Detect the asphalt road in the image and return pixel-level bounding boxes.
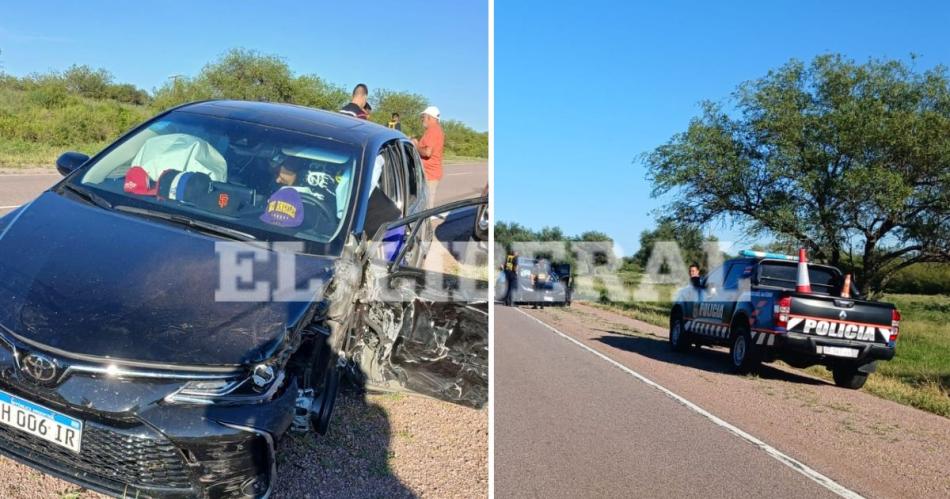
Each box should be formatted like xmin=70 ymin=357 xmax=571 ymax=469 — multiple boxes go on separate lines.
xmin=494 ymin=305 xmax=836 ymax=498
xmin=496 ymin=303 xmax=950 ymax=499
xmin=0 ymin=160 xmax=486 ymax=217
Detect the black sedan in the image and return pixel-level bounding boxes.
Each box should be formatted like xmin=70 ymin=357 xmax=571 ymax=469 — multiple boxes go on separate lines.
xmin=0 ymin=100 xmax=487 ymax=498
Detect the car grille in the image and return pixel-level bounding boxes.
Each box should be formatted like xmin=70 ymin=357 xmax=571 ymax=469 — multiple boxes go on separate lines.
xmin=0 ymin=419 xmax=192 ymax=489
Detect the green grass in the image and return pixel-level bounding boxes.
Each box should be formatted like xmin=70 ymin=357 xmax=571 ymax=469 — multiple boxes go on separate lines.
xmin=596 ymin=293 xmax=950 ymax=418
xmin=444 ymin=154 xmax=487 ymax=163
xmin=0 ymin=137 xmax=105 ymax=168
xmin=595 ymin=300 xmax=671 ymax=328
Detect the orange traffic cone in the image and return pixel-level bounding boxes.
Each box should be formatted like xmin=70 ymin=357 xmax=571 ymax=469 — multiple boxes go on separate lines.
xmin=841 ymin=274 xmax=852 ymax=298
xmin=796 ymin=248 xmax=812 ymax=293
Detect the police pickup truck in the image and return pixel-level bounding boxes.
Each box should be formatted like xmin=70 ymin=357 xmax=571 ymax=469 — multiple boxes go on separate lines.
xmin=669 ymin=250 xmax=900 ymax=389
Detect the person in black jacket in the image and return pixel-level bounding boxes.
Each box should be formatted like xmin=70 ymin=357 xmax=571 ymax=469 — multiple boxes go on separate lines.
xmin=340 ymin=84 xmax=370 ymax=119
xmin=504 ymin=251 xmax=519 ymax=306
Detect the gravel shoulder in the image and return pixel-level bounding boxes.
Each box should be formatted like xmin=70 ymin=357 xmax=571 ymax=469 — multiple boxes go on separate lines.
xmin=521 ymin=302 xmax=950 ymax=499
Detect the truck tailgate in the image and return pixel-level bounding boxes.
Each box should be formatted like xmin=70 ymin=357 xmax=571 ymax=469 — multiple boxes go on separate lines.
xmin=786 ymin=294 xmax=896 ymax=345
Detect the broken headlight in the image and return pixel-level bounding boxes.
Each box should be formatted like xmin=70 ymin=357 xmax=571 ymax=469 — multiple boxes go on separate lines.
xmin=165 ymin=364 xmax=285 ymax=405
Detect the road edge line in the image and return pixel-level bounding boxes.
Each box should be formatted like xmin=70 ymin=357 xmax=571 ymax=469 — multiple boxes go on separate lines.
xmin=514 ymin=308 xmax=865 ymax=499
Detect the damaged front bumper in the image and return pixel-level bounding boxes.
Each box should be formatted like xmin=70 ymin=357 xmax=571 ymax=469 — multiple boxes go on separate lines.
xmin=0 ymin=334 xmax=298 ymax=499
xmin=0 ymin=378 xmax=296 ymax=498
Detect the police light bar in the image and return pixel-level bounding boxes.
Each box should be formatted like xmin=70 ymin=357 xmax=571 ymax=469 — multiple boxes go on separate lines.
xmin=738 ymin=250 xmax=798 ymax=261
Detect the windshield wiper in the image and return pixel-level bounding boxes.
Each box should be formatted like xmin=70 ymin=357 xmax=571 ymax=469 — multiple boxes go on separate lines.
xmin=61 ymin=183 xmax=112 ymax=210
xmin=115 ymin=206 xmax=257 ymax=241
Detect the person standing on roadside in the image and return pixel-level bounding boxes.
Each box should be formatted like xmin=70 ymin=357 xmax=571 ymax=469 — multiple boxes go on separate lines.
xmin=504 ymin=250 xmax=520 ymax=306
xmin=388 ymin=112 xmax=402 ymax=131
xmin=689 ymin=262 xmax=704 ymax=289
xmin=340 ymin=84 xmax=370 ymax=119
xmin=412 ymin=106 xmax=444 ymax=208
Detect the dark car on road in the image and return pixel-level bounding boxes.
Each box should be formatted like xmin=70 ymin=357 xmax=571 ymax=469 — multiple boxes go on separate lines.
xmin=0 ymin=101 xmax=488 ymax=498
xmin=495 ymin=258 xmax=571 ymax=307
xmin=669 ymin=250 xmax=899 ymax=389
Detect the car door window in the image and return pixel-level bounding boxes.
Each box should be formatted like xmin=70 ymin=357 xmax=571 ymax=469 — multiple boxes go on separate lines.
xmin=724 ymin=263 xmax=747 ymax=290
xmin=703 ymin=265 xmax=726 ymax=298
xmin=378 ymin=142 xmax=406 ymax=214
xmin=401 ymin=141 xmax=421 ymax=207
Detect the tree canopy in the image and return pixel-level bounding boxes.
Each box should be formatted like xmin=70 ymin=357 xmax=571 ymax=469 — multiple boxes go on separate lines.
xmin=633 ymin=219 xmax=718 ymax=271
xmin=643 ymin=54 xmax=950 ymax=294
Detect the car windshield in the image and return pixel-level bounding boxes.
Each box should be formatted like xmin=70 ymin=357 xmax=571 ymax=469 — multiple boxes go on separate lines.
xmin=74 ymin=111 xmax=360 ymax=247
xmin=758 ymin=261 xmax=839 ymax=295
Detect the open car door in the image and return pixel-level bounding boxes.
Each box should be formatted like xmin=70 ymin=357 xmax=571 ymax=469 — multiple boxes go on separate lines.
xmin=347 ymin=196 xmax=489 ymax=408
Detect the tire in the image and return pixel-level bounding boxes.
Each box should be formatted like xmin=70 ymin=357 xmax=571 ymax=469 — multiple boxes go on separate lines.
xmin=729 ymin=324 xmax=761 ymax=374
xmin=311 ymin=363 xmax=341 ymax=435
xmin=832 ymin=366 xmax=868 ymax=389
xmin=669 ymin=315 xmax=691 ymax=352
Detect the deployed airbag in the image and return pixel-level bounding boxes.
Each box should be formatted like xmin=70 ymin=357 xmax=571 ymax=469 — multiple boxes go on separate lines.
xmin=132 ymin=133 xmax=228 ymax=182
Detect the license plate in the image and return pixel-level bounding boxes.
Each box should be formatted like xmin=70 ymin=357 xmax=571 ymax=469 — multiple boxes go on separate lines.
xmin=0 ymin=390 xmax=82 ymax=452
xmin=817 ymin=346 xmax=859 ymax=358
xmin=543 ymin=296 xmax=554 ymax=302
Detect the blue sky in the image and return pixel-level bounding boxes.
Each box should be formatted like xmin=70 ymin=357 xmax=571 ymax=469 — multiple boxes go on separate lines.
xmin=496 ymin=0 xmax=950 ymax=255
xmin=0 ymin=0 xmax=488 ymax=131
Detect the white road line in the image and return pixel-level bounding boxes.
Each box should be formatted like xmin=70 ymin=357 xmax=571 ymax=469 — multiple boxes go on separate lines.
xmin=514 ymin=308 xmax=865 ymax=499
xmin=0 ymin=205 xmax=21 ymax=210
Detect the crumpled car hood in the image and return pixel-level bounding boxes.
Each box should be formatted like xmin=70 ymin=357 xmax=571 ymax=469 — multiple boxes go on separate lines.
xmin=0 ymin=192 xmax=335 ymax=367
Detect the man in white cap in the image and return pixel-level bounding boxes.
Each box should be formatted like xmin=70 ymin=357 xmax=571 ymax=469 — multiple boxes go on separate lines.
xmin=413 ymin=105 xmax=444 ymax=208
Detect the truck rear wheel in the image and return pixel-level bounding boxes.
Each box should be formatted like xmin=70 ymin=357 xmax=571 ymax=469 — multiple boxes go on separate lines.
xmin=669 ymin=315 xmax=691 ymax=352
xmin=832 ymin=366 xmax=869 ymax=389
xmin=730 ymin=325 xmax=761 ymax=374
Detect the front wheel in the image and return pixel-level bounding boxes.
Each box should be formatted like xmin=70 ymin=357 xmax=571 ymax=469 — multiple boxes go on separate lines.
xmin=311 ymin=363 xmax=341 ymax=435
xmin=730 ymin=326 xmax=761 ymax=374
xmin=669 ymin=315 xmax=691 ymax=352
xmin=832 ymin=366 xmax=868 ymax=389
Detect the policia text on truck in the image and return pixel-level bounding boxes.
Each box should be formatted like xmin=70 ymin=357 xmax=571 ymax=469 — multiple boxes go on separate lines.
xmin=669 ymin=249 xmax=901 ymax=389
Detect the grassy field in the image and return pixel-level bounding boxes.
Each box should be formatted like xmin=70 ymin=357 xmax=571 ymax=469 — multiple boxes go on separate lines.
xmin=0 ymin=138 xmax=106 ymax=168
xmin=0 ymin=81 xmax=487 ymax=169
xmin=595 ymin=293 xmax=950 ymax=418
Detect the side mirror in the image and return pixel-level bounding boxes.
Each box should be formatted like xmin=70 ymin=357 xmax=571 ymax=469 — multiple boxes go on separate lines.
xmin=56 ymin=151 xmax=90 ymax=177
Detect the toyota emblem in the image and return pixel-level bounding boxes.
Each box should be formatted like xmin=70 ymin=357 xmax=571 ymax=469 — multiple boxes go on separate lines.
xmin=20 ymin=353 xmax=58 ymax=384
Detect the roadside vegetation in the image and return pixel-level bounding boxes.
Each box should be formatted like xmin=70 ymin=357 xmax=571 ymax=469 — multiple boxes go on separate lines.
xmin=0 ymin=49 xmax=487 ymax=168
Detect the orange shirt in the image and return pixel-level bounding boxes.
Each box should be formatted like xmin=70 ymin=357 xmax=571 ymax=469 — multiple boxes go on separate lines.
xmin=419 ymin=122 xmax=444 ymax=181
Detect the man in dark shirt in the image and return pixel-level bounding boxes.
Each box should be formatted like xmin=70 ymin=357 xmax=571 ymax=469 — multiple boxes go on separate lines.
xmin=340 ymin=83 xmax=370 ymax=119
xmin=689 ymin=263 xmax=704 ymax=289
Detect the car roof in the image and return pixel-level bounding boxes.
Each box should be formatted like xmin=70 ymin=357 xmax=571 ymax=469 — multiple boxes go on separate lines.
xmin=172 ymin=100 xmax=404 ymax=146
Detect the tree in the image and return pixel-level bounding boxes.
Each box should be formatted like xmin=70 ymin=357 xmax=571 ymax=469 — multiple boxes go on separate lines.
xmin=440 ymin=120 xmax=488 ymax=158
xmin=643 ymin=55 xmax=950 ymax=294
xmin=369 ymin=89 xmax=428 ymax=137
xmin=633 ymin=219 xmax=712 ymax=271
xmin=151 ymin=49 xmax=348 ymax=111
xmin=200 ymin=48 xmax=297 ymax=102
xmin=62 ymin=65 xmax=113 ymax=100
xmin=106 ymin=83 xmax=150 ymax=105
